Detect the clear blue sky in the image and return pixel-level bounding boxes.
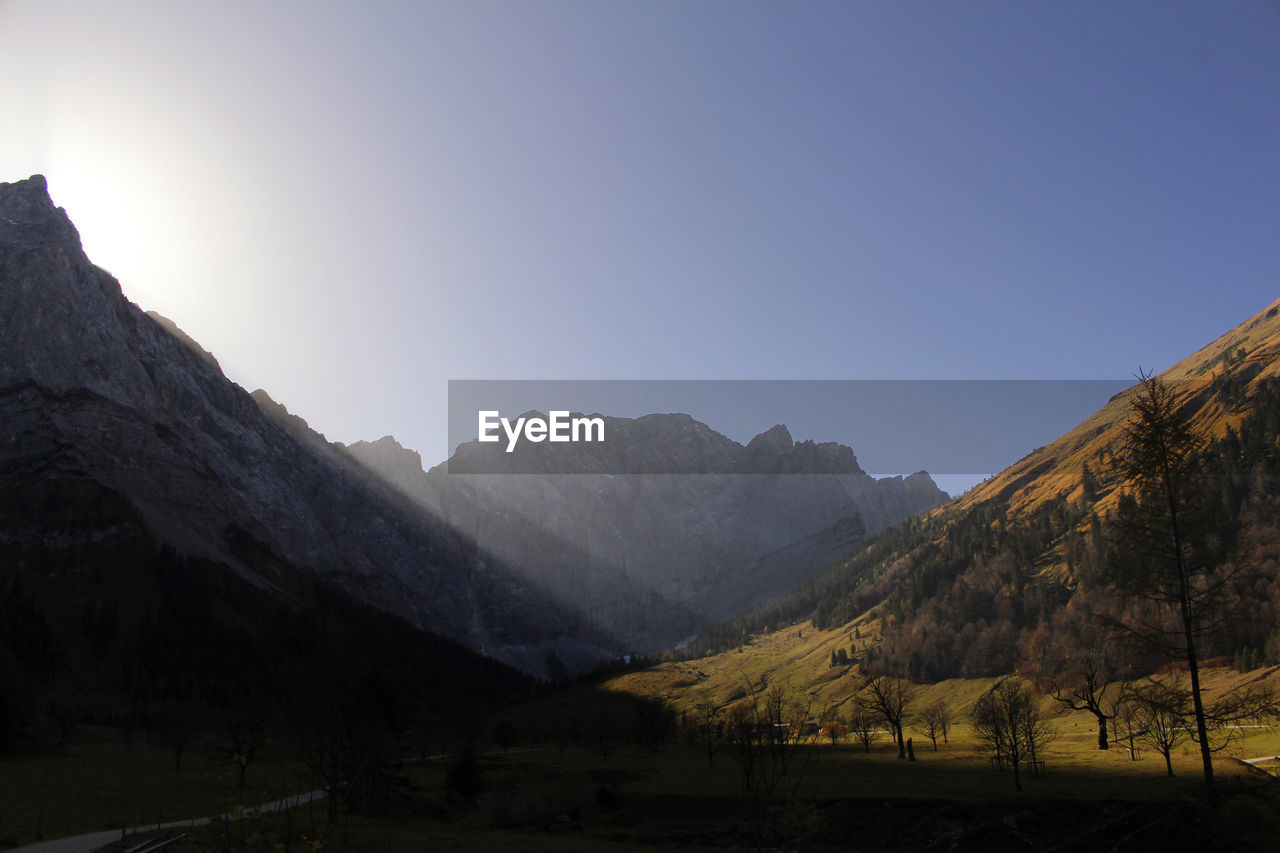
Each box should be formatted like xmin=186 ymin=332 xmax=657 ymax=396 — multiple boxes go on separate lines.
xmin=3 ymin=1 xmax=1278 ymax=483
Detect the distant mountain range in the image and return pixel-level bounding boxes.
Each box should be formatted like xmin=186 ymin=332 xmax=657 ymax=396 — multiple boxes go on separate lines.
xmin=0 ymin=175 xmax=946 ymax=686
xmin=346 ymin=418 xmax=945 ymax=658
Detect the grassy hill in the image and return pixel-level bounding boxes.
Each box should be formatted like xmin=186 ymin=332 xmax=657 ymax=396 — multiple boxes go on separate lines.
xmin=608 ymin=296 xmax=1280 ymax=702
xmin=958 ymin=296 xmax=1280 ymax=519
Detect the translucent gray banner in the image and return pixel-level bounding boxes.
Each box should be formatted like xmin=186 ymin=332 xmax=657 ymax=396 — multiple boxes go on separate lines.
xmin=446 ymin=379 xmax=1134 ymax=476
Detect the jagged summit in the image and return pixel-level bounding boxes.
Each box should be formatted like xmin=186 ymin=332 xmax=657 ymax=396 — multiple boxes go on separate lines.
xmin=345 ymin=434 xmax=426 ymax=484
xmin=0 ymin=175 xmax=82 ymax=250
xmin=447 ymin=410 xmax=741 ymax=475
xmin=745 ymin=423 xmax=793 ymax=454
xmin=447 ymin=412 xmax=877 ymax=477
xmin=0 ymin=176 xmax=160 ymax=408
xmin=352 ymin=412 xmax=947 ymax=650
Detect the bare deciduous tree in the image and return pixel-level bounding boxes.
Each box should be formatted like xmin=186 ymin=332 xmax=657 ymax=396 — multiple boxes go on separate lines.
xmin=848 ymin=710 xmax=879 ymax=753
xmin=724 ymin=677 xmax=813 ymax=849
xmin=971 ymin=678 xmax=1054 ymax=792
xmin=1131 ymin=678 xmax=1191 ymax=776
xmin=1042 ymin=656 xmax=1124 ymax=751
xmin=217 ymin=707 xmax=268 ymax=789
xmin=859 ymin=676 xmax=914 ymax=759
xmin=693 ymin=700 xmax=721 ymax=768
xmin=915 ymin=700 xmax=951 ymax=751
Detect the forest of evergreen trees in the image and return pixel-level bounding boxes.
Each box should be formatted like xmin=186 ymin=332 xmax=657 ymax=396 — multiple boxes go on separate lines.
xmin=0 ymin=520 xmax=537 ymax=776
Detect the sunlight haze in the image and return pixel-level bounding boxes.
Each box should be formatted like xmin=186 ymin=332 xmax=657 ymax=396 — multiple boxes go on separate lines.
xmin=3 ymin=0 xmax=1278 ymax=471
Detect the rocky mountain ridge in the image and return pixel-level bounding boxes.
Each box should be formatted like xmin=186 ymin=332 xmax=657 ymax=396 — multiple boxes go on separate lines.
xmin=0 ymin=175 xmax=573 ymax=673
xmin=2 ymin=173 xmax=947 ymax=675
xmin=346 ymin=418 xmax=946 ymax=652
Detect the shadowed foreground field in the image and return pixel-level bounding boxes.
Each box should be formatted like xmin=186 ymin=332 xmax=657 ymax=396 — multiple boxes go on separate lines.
xmin=12 ymin=702 xmax=1280 ymax=852
xmin=0 ymin=725 xmax=312 ymax=848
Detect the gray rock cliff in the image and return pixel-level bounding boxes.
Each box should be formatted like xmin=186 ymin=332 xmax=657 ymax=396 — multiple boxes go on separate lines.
xmin=0 ymin=175 xmax=575 ymax=672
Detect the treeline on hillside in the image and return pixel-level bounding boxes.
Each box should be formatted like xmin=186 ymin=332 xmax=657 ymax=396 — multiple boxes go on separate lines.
xmin=0 ymin=534 xmax=537 ymax=813
xmin=683 ymin=514 xmax=937 ymax=657
xmin=682 ymin=490 xmax=1085 ymax=665
xmin=686 ymin=379 xmax=1280 ymax=681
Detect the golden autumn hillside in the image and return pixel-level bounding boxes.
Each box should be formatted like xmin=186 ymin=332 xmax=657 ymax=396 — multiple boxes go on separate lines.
xmin=615 ymin=297 xmax=1280 ymax=700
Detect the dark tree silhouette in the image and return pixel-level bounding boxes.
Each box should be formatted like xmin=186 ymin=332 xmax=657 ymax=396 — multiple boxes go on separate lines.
xmin=915 ymin=700 xmax=951 ymax=751
xmin=971 ymin=678 xmax=1054 ymax=792
xmin=848 ymin=709 xmax=878 ymax=752
xmin=492 ymin=718 xmax=519 ymax=756
xmin=1107 ymin=372 xmax=1241 ymax=790
xmin=217 ymin=707 xmax=267 ymax=789
xmin=693 ymin=701 xmax=721 ymax=768
xmin=860 ymin=676 xmax=913 ymax=759
xmin=1041 ymin=655 xmax=1124 ymax=751
xmin=1131 ymin=678 xmax=1191 ymax=776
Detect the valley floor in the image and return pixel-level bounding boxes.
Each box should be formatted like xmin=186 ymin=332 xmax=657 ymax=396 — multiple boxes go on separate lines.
xmin=8 ymin=697 xmax=1280 ymax=852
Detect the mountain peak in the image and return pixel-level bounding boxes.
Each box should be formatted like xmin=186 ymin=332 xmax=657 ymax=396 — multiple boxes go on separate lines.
xmin=346 ymin=434 xmax=424 ymax=477
xmin=0 ymin=176 xmax=145 ymax=406
xmin=746 ymin=424 xmax=794 ymax=454
xmin=0 ymin=175 xmax=81 ymax=251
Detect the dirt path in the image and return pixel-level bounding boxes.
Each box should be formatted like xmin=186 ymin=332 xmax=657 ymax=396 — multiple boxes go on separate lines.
xmin=10 ymin=789 xmax=326 ymax=853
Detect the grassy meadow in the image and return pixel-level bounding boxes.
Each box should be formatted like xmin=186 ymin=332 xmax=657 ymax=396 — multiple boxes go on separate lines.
xmin=7 ymin=646 xmax=1280 ymax=850
xmin=67 ymin=708 xmax=1280 ymax=852
xmin=0 ymin=723 xmax=311 ymax=848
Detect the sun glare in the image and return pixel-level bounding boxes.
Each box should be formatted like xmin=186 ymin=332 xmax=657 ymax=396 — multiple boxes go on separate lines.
xmin=46 ymin=166 xmax=141 ymax=278
xmin=45 ymin=132 xmax=188 ymax=322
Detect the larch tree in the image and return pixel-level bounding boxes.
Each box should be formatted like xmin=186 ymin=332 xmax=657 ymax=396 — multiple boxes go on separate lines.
xmin=1106 ymin=372 xmax=1236 ymax=790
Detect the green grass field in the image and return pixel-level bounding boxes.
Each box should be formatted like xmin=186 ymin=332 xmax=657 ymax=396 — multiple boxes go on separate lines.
xmin=0 ymin=724 xmax=311 ymax=848
xmin=55 ymin=710 xmax=1280 ymax=852
xmin=8 ymin=668 xmax=1280 ymax=851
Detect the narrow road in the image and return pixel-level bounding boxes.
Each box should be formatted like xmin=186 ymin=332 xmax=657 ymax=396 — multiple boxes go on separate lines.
xmin=10 ymin=789 xmax=327 ymax=853
xmin=11 ymin=750 xmax=514 ymax=851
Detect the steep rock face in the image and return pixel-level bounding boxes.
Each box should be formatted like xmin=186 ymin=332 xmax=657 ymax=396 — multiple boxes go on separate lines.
xmin=0 ymin=176 xmax=573 ymax=666
xmin=1 ymin=174 xmax=946 ymax=671
xmin=347 ymin=416 xmax=948 ymax=651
